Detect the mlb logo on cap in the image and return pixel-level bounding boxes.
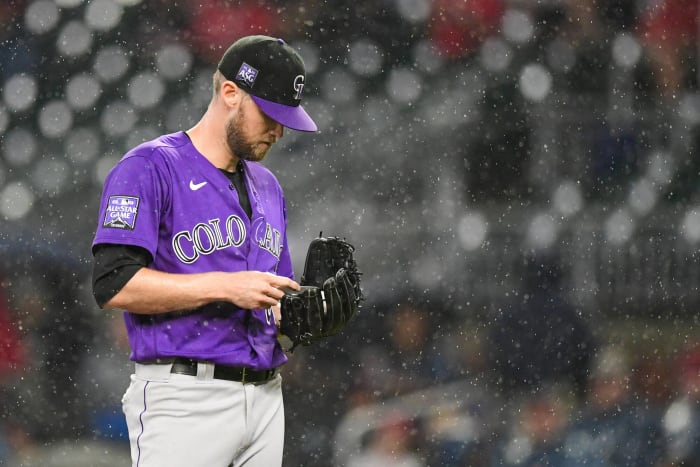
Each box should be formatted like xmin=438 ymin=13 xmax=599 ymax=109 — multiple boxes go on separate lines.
xmin=236 ymin=62 xmax=258 ymax=88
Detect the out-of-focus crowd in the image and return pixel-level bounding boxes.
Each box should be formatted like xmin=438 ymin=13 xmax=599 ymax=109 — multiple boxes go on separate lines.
xmin=3 ymin=251 xmax=700 ymax=466
xmin=284 ymin=255 xmax=700 ymax=467
xmin=1 ymin=0 xmax=700 ymax=465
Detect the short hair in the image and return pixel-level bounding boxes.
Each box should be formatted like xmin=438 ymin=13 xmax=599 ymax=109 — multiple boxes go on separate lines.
xmin=212 ymin=69 xmax=226 ymax=98
xmin=211 ymin=69 xmax=250 ymax=103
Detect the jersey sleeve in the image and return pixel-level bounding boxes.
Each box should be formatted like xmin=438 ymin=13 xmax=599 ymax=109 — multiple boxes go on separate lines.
xmin=92 ymin=154 xmax=166 ymax=260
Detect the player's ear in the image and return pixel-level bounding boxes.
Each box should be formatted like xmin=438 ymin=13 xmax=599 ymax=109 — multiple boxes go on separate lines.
xmin=220 ymin=80 xmax=243 ymax=109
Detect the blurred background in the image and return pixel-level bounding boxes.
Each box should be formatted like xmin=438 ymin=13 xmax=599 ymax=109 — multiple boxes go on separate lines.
xmin=1 ymin=0 xmax=700 ymax=465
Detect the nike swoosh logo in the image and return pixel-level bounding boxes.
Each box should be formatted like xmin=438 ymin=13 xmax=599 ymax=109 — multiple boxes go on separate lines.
xmin=189 ymin=180 xmax=207 ymax=191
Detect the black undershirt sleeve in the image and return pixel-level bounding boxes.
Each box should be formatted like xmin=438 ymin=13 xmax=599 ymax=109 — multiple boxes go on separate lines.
xmin=92 ymin=244 xmax=153 ymax=308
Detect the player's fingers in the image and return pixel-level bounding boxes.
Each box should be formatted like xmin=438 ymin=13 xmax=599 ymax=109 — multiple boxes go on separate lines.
xmin=265 ymin=285 xmax=285 ymax=301
xmin=256 ymin=292 xmax=280 ymax=308
xmin=268 ymin=275 xmax=300 ymax=292
xmin=271 ymin=303 xmax=281 ymax=327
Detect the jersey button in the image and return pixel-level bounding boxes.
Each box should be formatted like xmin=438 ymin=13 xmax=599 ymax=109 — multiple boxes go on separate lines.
xmin=229 ymin=183 xmax=235 ymax=190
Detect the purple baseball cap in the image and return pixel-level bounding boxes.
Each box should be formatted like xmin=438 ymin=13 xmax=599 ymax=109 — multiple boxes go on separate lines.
xmin=217 ymin=35 xmax=318 ymax=132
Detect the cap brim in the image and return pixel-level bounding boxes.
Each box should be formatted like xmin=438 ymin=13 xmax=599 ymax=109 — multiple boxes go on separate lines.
xmin=250 ymin=95 xmax=318 ymax=132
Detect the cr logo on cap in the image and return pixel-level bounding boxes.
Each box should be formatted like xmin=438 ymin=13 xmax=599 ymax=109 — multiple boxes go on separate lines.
xmin=293 ymin=75 xmax=304 ymax=100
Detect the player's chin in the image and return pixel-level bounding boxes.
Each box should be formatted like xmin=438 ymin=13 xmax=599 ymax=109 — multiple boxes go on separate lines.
xmin=254 ymin=145 xmax=271 ymax=161
xmin=241 ymin=148 xmax=269 ymax=162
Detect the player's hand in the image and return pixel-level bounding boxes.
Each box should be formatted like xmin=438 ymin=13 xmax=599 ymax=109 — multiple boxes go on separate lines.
xmin=226 ymin=271 xmax=300 ymax=310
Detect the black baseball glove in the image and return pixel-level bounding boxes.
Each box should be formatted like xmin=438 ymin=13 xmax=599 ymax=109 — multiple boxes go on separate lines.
xmin=279 ymin=235 xmax=363 ymax=349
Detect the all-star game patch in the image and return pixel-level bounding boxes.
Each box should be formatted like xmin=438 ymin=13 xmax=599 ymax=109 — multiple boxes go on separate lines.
xmin=236 ymin=62 xmax=258 ymax=88
xmin=103 ymin=195 xmax=140 ymax=230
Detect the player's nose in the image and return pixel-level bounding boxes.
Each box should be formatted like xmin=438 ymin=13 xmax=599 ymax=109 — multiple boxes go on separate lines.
xmin=270 ymin=122 xmax=283 ymax=142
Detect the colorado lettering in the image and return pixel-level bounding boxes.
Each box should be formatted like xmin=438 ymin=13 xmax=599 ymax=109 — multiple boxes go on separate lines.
xmin=257 ymin=222 xmax=282 ymax=259
xmin=172 ymin=215 xmax=246 ymax=264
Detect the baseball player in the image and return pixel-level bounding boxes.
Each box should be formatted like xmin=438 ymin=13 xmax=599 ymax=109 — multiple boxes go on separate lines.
xmin=91 ymin=35 xmax=317 ymax=467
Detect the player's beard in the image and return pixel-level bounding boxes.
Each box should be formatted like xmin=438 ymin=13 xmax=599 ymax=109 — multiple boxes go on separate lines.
xmin=225 ymin=105 xmax=268 ymax=163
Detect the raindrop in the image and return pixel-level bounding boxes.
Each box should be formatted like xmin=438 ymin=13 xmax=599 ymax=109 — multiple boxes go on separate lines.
xmin=93 ymin=45 xmax=131 ymax=83
xmin=65 ymin=72 xmax=102 ymax=110
xmin=24 ymin=0 xmax=60 ymax=35
xmin=38 ymin=100 xmax=73 ymax=138
xmin=294 ymin=42 xmax=320 ymax=75
xmin=155 ymin=43 xmax=193 ymax=80
xmin=422 ymin=85 xmax=480 ymax=128
xmin=348 ymin=39 xmax=383 ymax=78
xmin=3 ymin=74 xmax=38 ymax=112
xmin=552 ymin=180 xmax=582 ymax=217
xmin=526 ymin=212 xmax=558 ymax=250
xmin=125 ymin=126 xmax=159 ymax=150
xmin=479 ymin=37 xmax=512 ymax=73
xmin=663 ymin=399 xmax=691 ymax=433
xmin=604 ymin=209 xmax=635 ymax=245
xmin=300 ymin=97 xmax=332 ymax=131
xmin=94 ymin=154 xmax=121 ymax=184
xmin=361 ymin=96 xmax=397 ymax=132
xmin=84 ymin=0 xmax=123 ymax=31
xmin=546 ymin=38 xmax=576 ymax=73
xmin=646 ymin=151 xmax=674 ymax=186
xmin=113 ymin=0 xmax=143 ymax=5
xmin=320 ymin=67 xmax=357 ymax=104
xmin=678 ymin=93 xmax=700 ymax=126
xmin=100 ymin=101 xmax=137 ymax=137
xmin=386 ymin=68 xmax=422 ymax=104
xmin=54 ymin=0 xmax=82 ymax=7
xmin=3 ymin=127 xmax=38 ymax=167
xmin=501 ymin=9 xmax=534 ymax=44
xmin=395 ymin=0 xmax=431 ymax=23
xmin=410 ymin=256 xmax=443 ymax=288
xmin=127 ymin=72 xmax=165 ymax=109
xmin=412 ymin=39 xmax=445 ymax=75
xmin=31 ymin=157 xmax=69 ymax=197
xmin=454 ymin=66 xmax=487 ymax=98
xmin=65 ymin=126 xmax=101 ymax=165
xmin=628 ymin=178 xmax=657 ymax=216
xmin=165 ymin=97 xmax=199 ymax=132
xmin=0 ymin=106 xmax=9 ymax=135
xmin=190 ymin=67 xmax=216 ymax=107
xmin=0 ymin=181 xmax=35 ymax=220
xmin=56 ymin=20 xmax=93 ymax=58
xmin=504 ymin=435 xmax=533 ymax=463
xmin=519 ymin=64 xmax=552 ymax=102
xmin=457 ymin=211 xmax=488 ymax=251
xmin=681 ymin=208 xmax=700 ymax=244
xmin=611 ymin=32 xmax=642 ymax=69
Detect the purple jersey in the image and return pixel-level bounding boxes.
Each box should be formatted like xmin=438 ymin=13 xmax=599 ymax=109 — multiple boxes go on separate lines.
xmin=92 ymin=131 xmax=292 ymax=370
